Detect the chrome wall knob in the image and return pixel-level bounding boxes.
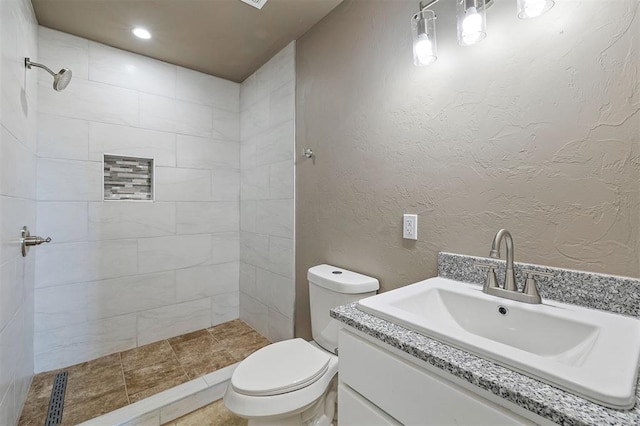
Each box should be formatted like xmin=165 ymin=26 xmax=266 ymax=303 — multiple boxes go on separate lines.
xmin=20 ymin=226 xmax=52 ymax=257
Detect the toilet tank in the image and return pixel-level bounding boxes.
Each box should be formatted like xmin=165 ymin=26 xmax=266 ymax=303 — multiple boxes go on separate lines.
xmin=308 ymin=264 xmax=379 ymax=354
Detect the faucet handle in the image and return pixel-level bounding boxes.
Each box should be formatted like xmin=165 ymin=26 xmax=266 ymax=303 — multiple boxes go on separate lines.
xmin=521 ymin=270 xmax=554 ymax=302
xmin=474 ymin=263 xmax=499 ymax=291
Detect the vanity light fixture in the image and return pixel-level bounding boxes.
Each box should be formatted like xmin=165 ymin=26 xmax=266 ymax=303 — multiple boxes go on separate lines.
xmin=517 ymin=0 xmax=554 ymax=19
xmin=132 ymin=27 xmax=152 ymax=40
xmin=412 ymin=0 xmax=554 ymax=65
xmin=457 ymin=0 xmax=487 ymax=46
xmin=411 ymin=5 xmax=438 ymax=66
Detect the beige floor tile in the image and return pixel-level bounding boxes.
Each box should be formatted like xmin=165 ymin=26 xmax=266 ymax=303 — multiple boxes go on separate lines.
xmin=208 ymin=319 xmax=254 ymax=342
xmin=121 ymin=340 xmax=177 ymax=372
xmin=61 ymin=385 xmax=129 ymax=425
xmin=169 ymin=399 xmax=247 ymax=426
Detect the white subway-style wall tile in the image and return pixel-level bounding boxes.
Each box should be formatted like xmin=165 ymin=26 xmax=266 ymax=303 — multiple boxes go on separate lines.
xmin=34 ymin=283 xmax=87 ymax=332
xmin=240 ymin=165 xmax=270 ymax=201
xmin=35 ymin=239 xmax=138 ymax=288
xmin=0 ymin=259 xmax=19 ymax=332
xmin=34 ymin=314 xmax=137 ymax=372
xmin=38 ymin=78 xmax=139 ymax=126
xmin=37 ymin=158 xmax=102 ymax=201
xmin=176 ymin=135 xmax=239 ymax=169
xmin=1 ymin=196 xmax=36 ymax=265
xmin=212 ymin=169 xmax=240 ymax=201
xmin=267 ymin=308 xmax=293 ymax=343
xmin=256 ymin=42 xmax=295 ymax=95
xmin=37 ymin=202 xmax=88 ymax=243
xmin=37 ymin=113 xmax=89 ymax=161
xmin=212 ymin=232 xmax=239 ymax=264
xmin=256 ymin=199 xmax=294 ymax=239
xmin=269 ymin=159 xmax=295 ymax=200
xmin=85 ymin=272 xmax=176 ymax=321
xmin=175 ymin=67 xmax=240 ymax=112
xmin=240 ymin=200 xmax=257 ymax=233
xmin=269 ymin=81 xmax=295 ymax=127
xmin=154 ymin=167 xmax=212 ymax=202
xmin=239 ymin=292 xmax=268 ymax=337
xmin=139 ymin=93 xmax=212 ymax=137
xmin=267 ymin=236 xmax=294 ymax=279
xmin=211 ymin=291 xmax=239 ymax=326
xmin=254 ymin=120 xmax=294 ymax=167
xmin=88 ymin=202 xmax=176 ymax=240
xmin=176 ymin=262 xmax=239 ymax=302
xmin=0 ymin=127 xmax=36 ymax=198
xmin=212 ymin=108 xmax=240 ymax=142
xmin=240 ymin=232 xmax=269 ymax=270
xmin=89 ymin=42 xmax=177 ymax=98
xmin=176 ymin=201 xmax=238 ymax=235
xmin=38 ymin=27 xmax=89 ymax=79
xmin=239 ymin=262 xmax=259 ymax=300
xmin=258 ymin=267 xmax=294 ymax=318
xmin=138 ymin=234 xmax=212 ymax=274
xmin=136 ymin=298 xmax=211 ymax=346
xmin=240 ymin=98 xmax=269 ymax=140
xmin=89 ymin=122 xmax=176 ymax=167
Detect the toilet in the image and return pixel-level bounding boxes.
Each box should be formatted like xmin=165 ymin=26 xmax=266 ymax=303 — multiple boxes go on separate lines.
xmin=224 ymin=264 xmax=379 ymax=425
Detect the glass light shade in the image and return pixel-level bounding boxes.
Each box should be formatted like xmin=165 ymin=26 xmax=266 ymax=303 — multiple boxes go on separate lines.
xmin=517 ymin=0 xmax=554 ymax=19
xmin=411 ymin=9 xmax=437 ymax=66
xmin=457 ymin=0 xmax=487 ymax=46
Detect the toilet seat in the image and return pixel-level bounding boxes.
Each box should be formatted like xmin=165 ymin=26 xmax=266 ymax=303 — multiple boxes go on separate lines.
xmin=224 ymin=340 xmax=339 ymax=419
xmin=231 ymin=338 xmax=331 ymax=396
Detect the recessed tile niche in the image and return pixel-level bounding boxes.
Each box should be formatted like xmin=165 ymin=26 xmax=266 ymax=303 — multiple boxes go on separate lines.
xmin=103 ymin=154 xmax=154 ymax=201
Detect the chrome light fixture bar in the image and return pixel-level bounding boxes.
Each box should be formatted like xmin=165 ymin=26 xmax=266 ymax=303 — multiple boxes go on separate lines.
xmin=412 ymin=0 xmax=555 ymax=66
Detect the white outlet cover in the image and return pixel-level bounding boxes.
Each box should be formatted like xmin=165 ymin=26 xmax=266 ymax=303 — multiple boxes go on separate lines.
xmin=403 ymin=214 xmax=418 ymax=240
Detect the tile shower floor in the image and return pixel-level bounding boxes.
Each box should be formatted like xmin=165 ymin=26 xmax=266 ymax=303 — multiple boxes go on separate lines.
xmin=18 ymin=319 xmax=268 ymax=425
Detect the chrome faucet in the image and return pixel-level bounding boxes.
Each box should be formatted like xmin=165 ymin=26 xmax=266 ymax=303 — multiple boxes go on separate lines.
xmin=490 ymin=229 xmax=517 ymax=292
xmin=475 ymin=229 xmax=553 ymax=304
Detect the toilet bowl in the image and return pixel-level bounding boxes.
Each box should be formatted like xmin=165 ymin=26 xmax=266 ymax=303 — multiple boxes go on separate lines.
xmin=224 ymin=264 xmax=379 ymax=425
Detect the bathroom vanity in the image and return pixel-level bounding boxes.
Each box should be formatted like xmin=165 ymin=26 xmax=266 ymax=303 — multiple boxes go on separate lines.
xmin=332 ymin=252 xmax=640 ymax=426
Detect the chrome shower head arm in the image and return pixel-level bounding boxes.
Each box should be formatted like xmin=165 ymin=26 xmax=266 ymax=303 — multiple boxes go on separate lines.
xmin=24 ymin=58 xmax=56 ymax=78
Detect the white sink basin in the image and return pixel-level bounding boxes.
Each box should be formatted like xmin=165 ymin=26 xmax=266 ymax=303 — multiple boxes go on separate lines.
xmin=357 ymin=277 xmax=640 ymax=409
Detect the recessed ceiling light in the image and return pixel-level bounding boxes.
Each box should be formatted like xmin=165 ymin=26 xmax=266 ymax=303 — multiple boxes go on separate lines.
xmin=132 ymin=27 xmax=151 ymax=40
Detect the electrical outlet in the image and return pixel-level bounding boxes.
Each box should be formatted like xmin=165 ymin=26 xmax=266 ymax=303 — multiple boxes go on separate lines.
xmin=403 ymin=214 xmax=418 ymax=240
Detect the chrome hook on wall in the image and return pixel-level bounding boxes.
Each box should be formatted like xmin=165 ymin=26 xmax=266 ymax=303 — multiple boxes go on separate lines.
xmin=303 ymin=148 xmax=314 ymax=158
xmin=21 ymin=226 xmax=51 ymax=257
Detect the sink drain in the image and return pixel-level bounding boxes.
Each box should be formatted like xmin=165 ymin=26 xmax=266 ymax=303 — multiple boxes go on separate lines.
xmin=497 ymin=306 xmax=509 ymax=316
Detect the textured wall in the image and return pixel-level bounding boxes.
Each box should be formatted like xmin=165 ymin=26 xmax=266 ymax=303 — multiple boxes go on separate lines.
xmin=35 ymin=27 xmax=241 ymax=372
xmin=239 ymin=43 xmax=295 ymax=342
xmin=0 ymin=0 xmax=39 ymax=422
xmin=295 ymin=0 xmax=639 ymax=338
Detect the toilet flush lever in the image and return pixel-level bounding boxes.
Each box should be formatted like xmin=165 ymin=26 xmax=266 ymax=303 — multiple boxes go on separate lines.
xmin=21 ymin=226 xmax=51 ymax=257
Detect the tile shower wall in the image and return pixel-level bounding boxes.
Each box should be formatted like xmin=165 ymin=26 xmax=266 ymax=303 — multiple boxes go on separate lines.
xmin=239 ymin=43 xmax=295 ymax=342
xmin=35 ymin=27 xmax=241 ymax=372
xmin=0 ymin=0 xmax=39 ymax=423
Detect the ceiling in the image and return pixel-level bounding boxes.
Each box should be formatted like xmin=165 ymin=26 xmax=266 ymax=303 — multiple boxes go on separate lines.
xmin=31 ymin=0 xmax=343 ymax=83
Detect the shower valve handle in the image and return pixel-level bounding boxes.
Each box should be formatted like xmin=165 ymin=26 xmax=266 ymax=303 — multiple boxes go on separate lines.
xmin=20 ymin=226 xmax=52 ymax=257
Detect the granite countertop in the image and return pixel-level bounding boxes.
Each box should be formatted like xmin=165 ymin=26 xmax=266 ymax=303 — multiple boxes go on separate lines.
xmin=331 ymin=302 xmax=640 ymax=426
xmin=330 ymin=252 xmax=640 ymax=426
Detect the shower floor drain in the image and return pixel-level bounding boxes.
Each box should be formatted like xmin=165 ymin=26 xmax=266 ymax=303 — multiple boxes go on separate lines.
xmin=45 ymin=371 xmax=68 ymax=426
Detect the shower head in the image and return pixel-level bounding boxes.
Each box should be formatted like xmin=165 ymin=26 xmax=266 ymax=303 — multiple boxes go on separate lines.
xmin=25 ymin=57 xmax=73 ymax=92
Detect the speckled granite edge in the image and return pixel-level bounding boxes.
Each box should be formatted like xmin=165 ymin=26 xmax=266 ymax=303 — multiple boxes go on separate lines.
xmin=438 ymin=252 xmax=640 ymax=318
xmin=331 ymin=303 xmax=640 ymax=426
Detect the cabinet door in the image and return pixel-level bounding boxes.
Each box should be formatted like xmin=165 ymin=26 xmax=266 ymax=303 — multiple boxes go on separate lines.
xmin=339 ymin=329 xmax=534 ymax=426
xmin=338 ymin=383 xmax=402 ymax=426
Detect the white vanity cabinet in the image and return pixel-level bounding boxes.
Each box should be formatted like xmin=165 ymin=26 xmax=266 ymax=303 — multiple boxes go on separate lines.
xmin=338 ymin=328 xmax=553 ymax=426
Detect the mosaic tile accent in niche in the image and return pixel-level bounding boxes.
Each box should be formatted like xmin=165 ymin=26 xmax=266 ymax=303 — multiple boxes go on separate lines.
xmin=103 ymin=155 xmax=154 ymax=201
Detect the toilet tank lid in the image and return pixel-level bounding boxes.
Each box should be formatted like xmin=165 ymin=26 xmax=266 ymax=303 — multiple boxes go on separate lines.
xmin=308 ymin=264 xmax=379 ymax=294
